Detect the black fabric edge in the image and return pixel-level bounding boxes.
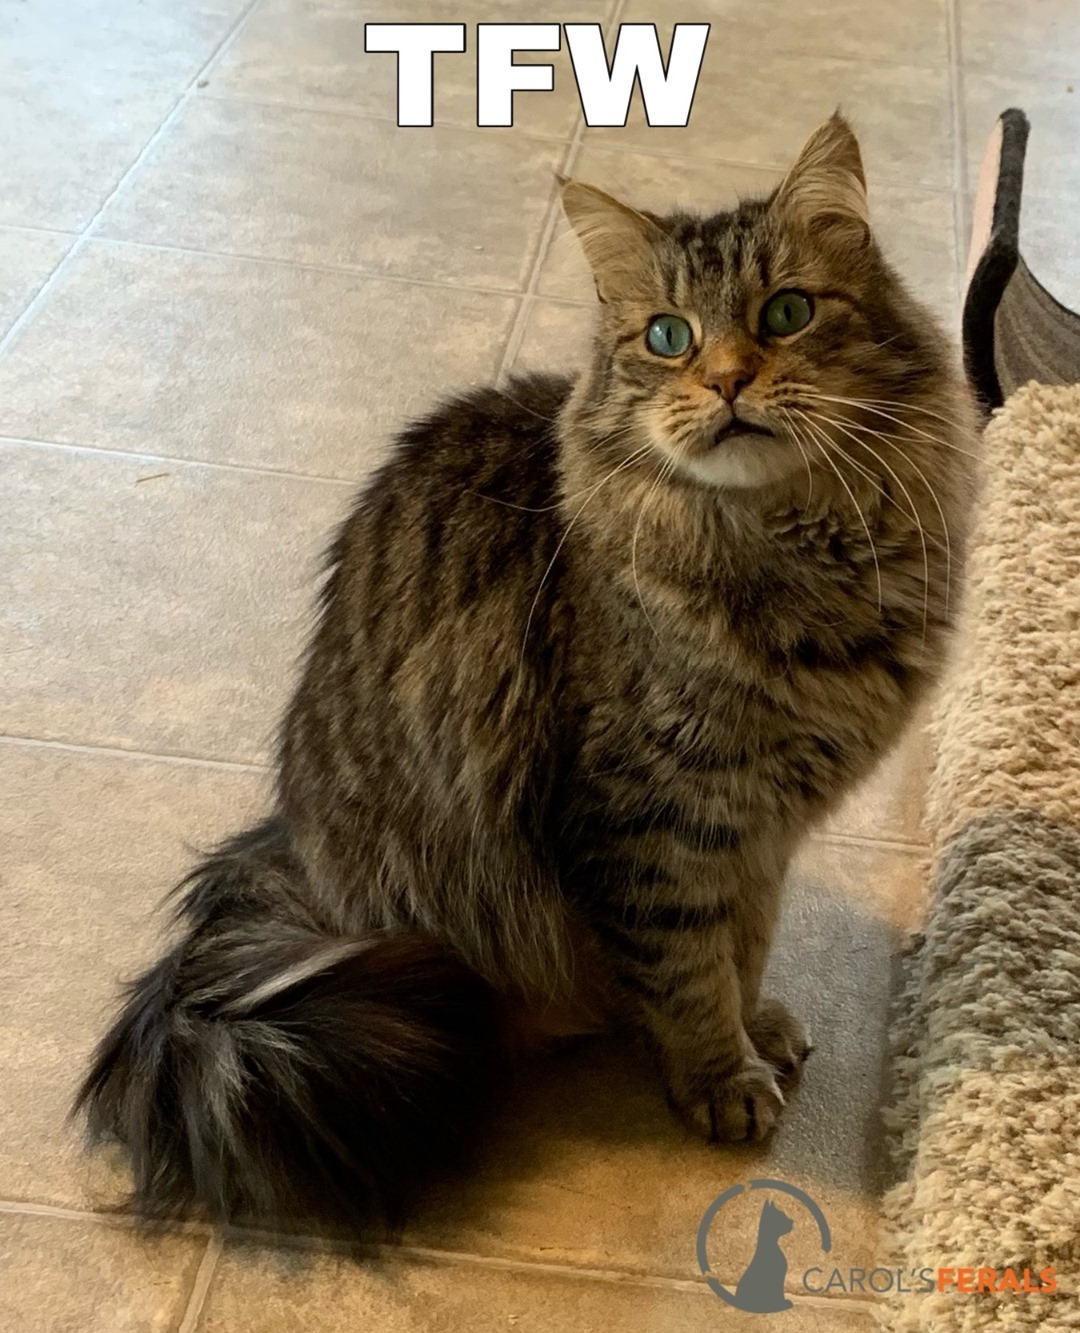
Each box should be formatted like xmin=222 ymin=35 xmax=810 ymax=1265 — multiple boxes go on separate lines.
xmin=961 ymin=108 xmax=1030 ymax=412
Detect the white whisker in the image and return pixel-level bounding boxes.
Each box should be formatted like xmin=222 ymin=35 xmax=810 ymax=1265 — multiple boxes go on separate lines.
xmin=798 ymin=409 xmax=930 ymax=641
xmin=779 ymin=408 xmax=815 ymax=509
xmin=810 ymin=408 xmax=953 ymax=624
xmin=630 ymin=454 xmax=676 ymax=641
xmin=520 ymin=445 xmax=652 ymax=656
xmin=796 ymin=415 xmax=883 ymax=611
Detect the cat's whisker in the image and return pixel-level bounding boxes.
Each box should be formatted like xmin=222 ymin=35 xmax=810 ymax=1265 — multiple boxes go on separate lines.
xmin=495 ymin=390 xmax=561 ymax=424
xmin=799 ymin=395 xmax=961 ymax=560
xmin=470 ymin=425 xmax=645 ymax=512
xmin=812 ymin=401 xmax=996 ymax=473
xmin=798 ymin=409 xmax=931 ymax=642
xmin=778 ymin=409 xmax=815 ymax=509
xmin=810 ymin=409 xmax=954 ymax=624
xmin=825 ymin=393 xmax=975 ymax=435
xmin=789 ymin=409 xmax=886 ymax=503
xmin=520 ymin=445 xmax=653 ymax=657
xmin=793 ymin=413 xmax=883 ymax=612
xmin=810 ymin=405 xmax=949 ymax=557
xmin=630 ymin=454 xmax=676 ymax=642
xmin=801 ymin=392 xmax=985 ymax=465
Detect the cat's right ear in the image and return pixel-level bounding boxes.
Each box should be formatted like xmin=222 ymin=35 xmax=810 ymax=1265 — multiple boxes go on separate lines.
xmin=559 ymin=178 xmax=662 ymax=303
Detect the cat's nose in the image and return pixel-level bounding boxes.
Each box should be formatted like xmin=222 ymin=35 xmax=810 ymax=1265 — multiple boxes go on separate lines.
xmin=705 ymin=362 xmax=756 ymax=403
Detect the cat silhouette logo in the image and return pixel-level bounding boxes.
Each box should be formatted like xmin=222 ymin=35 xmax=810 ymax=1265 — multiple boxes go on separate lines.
xmin=697 ymin=1179 xmax=831 ymax=1314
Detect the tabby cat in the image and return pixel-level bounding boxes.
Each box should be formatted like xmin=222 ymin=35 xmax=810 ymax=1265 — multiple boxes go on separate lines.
xmin=77 ymin=114 xmax=976 ymax=1230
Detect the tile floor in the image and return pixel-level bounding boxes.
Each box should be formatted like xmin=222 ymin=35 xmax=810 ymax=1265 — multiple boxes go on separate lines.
xmin=2 ymin=1 xmax=1078 ymax=1329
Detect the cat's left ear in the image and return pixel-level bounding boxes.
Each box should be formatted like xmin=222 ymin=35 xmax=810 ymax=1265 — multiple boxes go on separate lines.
xmin=559 ymin=178 xmax=663 ymax=303
xmin=772 ymin=112 xmax=869 ymax=246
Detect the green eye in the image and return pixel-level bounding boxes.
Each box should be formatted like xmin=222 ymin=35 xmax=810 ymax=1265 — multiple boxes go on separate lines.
xmin=762 ymin=290 xmax=814 ymax=337
xmin=646 ymin=314 xmax=693 ymax=357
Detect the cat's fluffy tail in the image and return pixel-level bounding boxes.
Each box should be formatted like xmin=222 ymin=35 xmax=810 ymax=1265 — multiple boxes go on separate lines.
xmin=73 ymin=818 xmax=501 ymax=1232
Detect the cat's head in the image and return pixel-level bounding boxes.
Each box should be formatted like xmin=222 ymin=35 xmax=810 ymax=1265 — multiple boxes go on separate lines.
xmin=761 ymin=1200 xmax=795 ymax=1235
xmin=560 ymin=113 xmax=948 ymax=494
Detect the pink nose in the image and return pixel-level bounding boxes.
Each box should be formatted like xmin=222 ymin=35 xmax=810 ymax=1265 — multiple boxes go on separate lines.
xmin=705 ymin=364 xmax=756 ymax=403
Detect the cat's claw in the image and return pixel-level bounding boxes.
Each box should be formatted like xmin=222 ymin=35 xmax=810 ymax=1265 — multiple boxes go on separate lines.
xmin=747 ymin=998 xmax=812 ymax=1096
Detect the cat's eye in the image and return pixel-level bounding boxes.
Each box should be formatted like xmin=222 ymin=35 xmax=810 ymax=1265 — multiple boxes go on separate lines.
xmin=646 ymin=314 xmax=693 ymax=358
xmin=762 ymin=290 xmax=814 ymax=338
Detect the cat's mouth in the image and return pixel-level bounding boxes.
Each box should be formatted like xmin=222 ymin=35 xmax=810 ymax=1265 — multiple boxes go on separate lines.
xmin=711 ymin=419 xmax=775 ymax=446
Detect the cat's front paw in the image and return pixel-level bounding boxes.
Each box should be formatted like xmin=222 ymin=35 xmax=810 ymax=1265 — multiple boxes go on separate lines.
xmin=668 ymin=1055 xmax=786 ymax=1144
xmin=747 ymin=998 xmax=813 ymax=1097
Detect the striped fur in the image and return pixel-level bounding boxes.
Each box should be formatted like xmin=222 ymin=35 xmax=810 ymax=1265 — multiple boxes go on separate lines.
xmin=79 ymin=115 xmax=977 ymax=1225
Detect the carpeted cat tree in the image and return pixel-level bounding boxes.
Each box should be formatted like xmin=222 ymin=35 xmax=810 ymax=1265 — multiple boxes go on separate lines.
xmin=879 ymin=110 xmax=1080 ymax=1332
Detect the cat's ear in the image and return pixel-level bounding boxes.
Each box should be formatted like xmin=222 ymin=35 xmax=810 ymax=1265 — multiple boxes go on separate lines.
xmin=772 ymin=112 xmax=869 ymax=246
xmin=559 ymin=177 xmax=662 ymax=303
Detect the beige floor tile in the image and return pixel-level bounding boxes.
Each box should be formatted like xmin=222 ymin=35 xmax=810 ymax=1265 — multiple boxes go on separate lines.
xmin=202 ymin=1241 xmax=875 ymax=1332
xmin=211 ymin=0 xmax=592 ymax=140
xmin=0 ymin=82 xmax=176 ymax=232
xmin=0 ymin=1213 xmax=205 ymax=1333
xmin=541 ymin=144 xmax=957 ymax=325
xmin=0 ymin=228 xmax=71 ymax=338
xmin=620 ymin=0 xmax=947 ymax=68
xmin=825 ymin=719 xmax=932 ymax=846
xmin=0 ymin=242 xmax=517 ymax=476
xmin=96 ymin=97 xmax=565 ymax=291
xmin=584 ymin=50 xmax=952 ymax=191
xmin=959 ymin=0 xmax=1080 ymax=78
xmin=404 ymin=839 xmax=922 ymax=1285
xmin=0 ymin=741 xmax=266 ymax=1208
xmin=1011 ymin=195 xmax=1080 ymax=313
xmin=0 ymin=0 xmax=246 ymax=86
xmin=871 ymin=185 xmax=960 ymax=329
xmin=1 ymin=441 xmax=349 ymax=764
xmin=963 ymin=67 xmax=1080 ymax=203
xmin=0 ymin=0 xmax=248 ymax=232
xmin=511 ymin=298 xmax=593 ymax=379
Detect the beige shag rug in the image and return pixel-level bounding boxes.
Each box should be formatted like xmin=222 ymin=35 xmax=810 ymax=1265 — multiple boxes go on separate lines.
xmin=880 ymin=382 xmax=1080 ymax=1331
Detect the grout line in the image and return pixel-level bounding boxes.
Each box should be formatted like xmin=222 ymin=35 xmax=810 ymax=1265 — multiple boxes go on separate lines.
xmin=190 ymin=84 xmax=961 ymax=199
xmin=0 ymin=434 xmax=364 ymax=488
xmin=811 ymin=829 xmax=929 ymax=855
xmin=510 ymin=132 xmax=958 ymax=197
xmin=0 ymin=734 xmax=271 ymax=774
xmin=0 ymin=234 xmax=84 ymax=355
xmin=177 ymin=1233 xmax=225 ymax=1333
xmin=390 ymin=1242 xmax=878 ymax=1309
xmin=0 ymin=1198 xmax=877 ymax=1311
xmin=494 ymin=0 xmax=631 ymax=382
xmin=199 ymin=81 xmax=927 ymax=197
xmin=0 ymin=1198 xmax=209 ymax=1235
xmin=945 ymin=0 xmax=969 ymax=313
xmin=495 ymin=121 xmax=588 ymax=382
xmin=220 ymin=1227 xmax=879 ymax=1309
xmin=0 ymin=223 xmax=81 ymax=241
xmin=0 ymin=0 xmax=267 ymax=368
xmin=196 ymin=88 xmax=576 ymax=146
xmin=72 ymin=233 xmax=539 ymax=304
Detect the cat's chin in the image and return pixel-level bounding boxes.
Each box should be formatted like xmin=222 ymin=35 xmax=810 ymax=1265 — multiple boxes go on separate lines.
xmin=677 ymin=435 xmax=805 ymax=491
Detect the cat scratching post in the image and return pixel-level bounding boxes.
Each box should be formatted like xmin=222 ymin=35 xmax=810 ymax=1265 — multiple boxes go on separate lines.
xmin=879 ymin=112 xmax=1080 ymax=1332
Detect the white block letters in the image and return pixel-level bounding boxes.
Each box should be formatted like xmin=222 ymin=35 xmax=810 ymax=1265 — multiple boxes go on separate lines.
xmin=365 ymin=22 xmax=710 ymax=128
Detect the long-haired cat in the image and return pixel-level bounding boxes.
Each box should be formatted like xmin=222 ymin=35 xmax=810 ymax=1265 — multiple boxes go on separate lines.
xmin=76 ymin=114 xmax=976 ymax=1231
